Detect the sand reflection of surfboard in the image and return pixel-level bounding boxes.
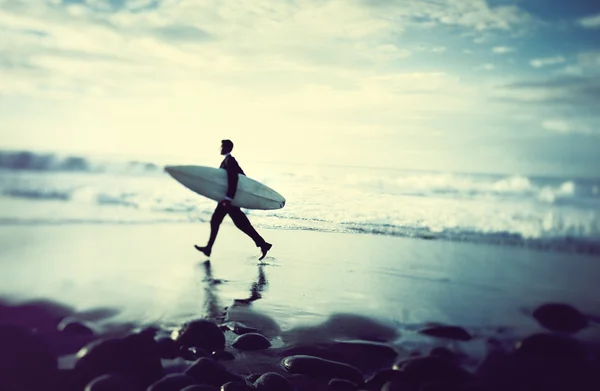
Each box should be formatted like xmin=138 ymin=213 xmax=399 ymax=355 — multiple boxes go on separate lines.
xmin=165 ymin=165 xmax=286 ymax=210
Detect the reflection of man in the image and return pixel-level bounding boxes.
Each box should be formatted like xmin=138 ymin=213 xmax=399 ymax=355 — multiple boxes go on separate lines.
xmin=195 ymin=140 xmax=272 ymax=260
xmin=235 ymin=264 xmax=267 ymax=305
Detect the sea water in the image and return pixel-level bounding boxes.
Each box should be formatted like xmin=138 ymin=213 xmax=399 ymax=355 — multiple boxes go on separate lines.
xmin=0 ymin=149 xmax=599 ymax=254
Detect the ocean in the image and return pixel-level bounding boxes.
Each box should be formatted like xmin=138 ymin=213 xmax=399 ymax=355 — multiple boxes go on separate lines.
xmin=1 ymin=150 xmax=598 ymax=254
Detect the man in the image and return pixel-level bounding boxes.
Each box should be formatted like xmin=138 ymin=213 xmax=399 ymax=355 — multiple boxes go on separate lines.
xmin=195 ymin=140 xmax=273 ymax=260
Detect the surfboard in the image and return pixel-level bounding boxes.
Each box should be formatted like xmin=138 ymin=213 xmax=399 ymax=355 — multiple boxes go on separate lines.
xmin=164 ymin=165 xmax=286 ymax=210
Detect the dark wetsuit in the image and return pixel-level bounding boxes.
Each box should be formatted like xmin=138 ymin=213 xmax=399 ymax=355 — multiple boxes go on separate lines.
xmin=205 ymin=155 xmax=266 ymax=248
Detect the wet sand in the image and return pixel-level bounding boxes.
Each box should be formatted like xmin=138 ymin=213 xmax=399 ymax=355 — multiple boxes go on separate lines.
xmin=1 ymin=223 xmax=599 ymax=390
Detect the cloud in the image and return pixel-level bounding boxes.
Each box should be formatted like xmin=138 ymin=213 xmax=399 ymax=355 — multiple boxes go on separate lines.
xmin=494 ymin=75 xmax=600 ymax=120
xmin=492 ymin=46 xmax=514 ymax=54
xmin=530 ymin=56 xmax=565 ymax=68
xmin=578 ymin=13 xmax=600 ymax=29
xmin=415 ymin=44 xmax=447 ymax=53
xmin=152 ymin=25 xmax=213 ymax=43
xmin=477 ymin=63 xmax=495 ymax=71
xmin=542 ymin=119 xmax=592 ymax=135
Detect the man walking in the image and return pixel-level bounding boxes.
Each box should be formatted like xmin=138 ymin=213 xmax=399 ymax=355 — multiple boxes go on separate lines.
xmin=195 ymin=140 xmax=272 ymax=260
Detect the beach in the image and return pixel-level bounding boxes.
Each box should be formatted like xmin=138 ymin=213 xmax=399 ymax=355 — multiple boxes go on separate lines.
xmin=1 ymin=153 xmax=599 ymax=390
xmin=2 ymin=222 xmax=600 ymax=390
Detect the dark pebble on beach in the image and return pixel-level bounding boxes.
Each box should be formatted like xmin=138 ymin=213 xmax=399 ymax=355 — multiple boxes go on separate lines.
xmin=363 ymin=369 xmax=406 ymax=390
xmin=176 ymin=319 xmax=226 ymax=353
xmin=282 ymin=340 xmax=397 ymax=373
xmin=222 ymin=381 xmax=257 ymax=390
xmin=477 ymin=333 xmax=599 ymax=391
xmin=393 ymin=356 xmax=471 ymax=388
xmin=429 ymin=347 xmax=457 ymax=362
xmin=418 ymin=326 xmax=472 ymax=341
xmin=328 ymin=378 xmax=358 ymax=391
xmin=180 ymin=386 xmax=220 ymax=391
xmin=0 ymin=324 xmax=59 ymax=391
xmin=233 ymin=332 xmax=272 ymax=350
xmin=380 ymin=380 xmax=412 ymax=391
xmin=226 ymin=321 xmax=261 ymax=335
xmin=253 ymin=372 xmax=294 ymax=391
xmin=532 ymin=303 xmax=588 ymax=333
xmin=246 ymin=373 xmax=262 ymax=383
xmin=212 ymin=350 xmax=236 ymax=361
xmin=282 ymin=355 xmax=363 ymax=384
xmin=514 ymin=333 xmax=586 ymax=359
xmin=84 ymin=373 xmax=136 ymax=391
xmin=184 ymin=357 xmax=243 ymax=387
xmin=75 ymin=330 xmax=163 ymax=389
xmin=419 ymin=381 xmax=460 ymax=391
xmin=181 ymin=346 xmax=211 ymax=361
xmin=58 ymin=317 xmax=95 ymax=337
xmin=147 ymin=373 xmax=196 ymax=391
xmin=156 ymin=337 xmax=179 ymax=359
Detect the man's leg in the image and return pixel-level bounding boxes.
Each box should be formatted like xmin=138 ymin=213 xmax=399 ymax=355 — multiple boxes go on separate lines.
xmin=195 ymin=203 xmax=228 ymax=256
xmin=228 ymin=207 xmax=272 ymax=260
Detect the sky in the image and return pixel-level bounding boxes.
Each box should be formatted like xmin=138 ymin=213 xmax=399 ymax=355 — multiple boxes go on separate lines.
xmin=1 ymin=0 xmax=600 ymax=177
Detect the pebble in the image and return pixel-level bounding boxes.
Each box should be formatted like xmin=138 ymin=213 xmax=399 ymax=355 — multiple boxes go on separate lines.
xmin=532 ymin=303 xmax=587 ymax=333
xmin=175 ymin=320 xmax=226 ymax=353
xmin=282 ymin=355 xmax=363 ymax=384
xmin=233 ymin=333 xmax=272 ymax=350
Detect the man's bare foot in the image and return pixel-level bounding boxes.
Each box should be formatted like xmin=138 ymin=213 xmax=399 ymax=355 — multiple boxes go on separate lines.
xmin=194 ymin=245 xmax=211 ymax=257
xmin=259 ymin=243 xmax=272 ymax=261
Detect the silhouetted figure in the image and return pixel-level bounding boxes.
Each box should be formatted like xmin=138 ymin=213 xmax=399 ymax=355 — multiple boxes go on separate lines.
xmin=195 ymin=140 xmax=272 ymax=260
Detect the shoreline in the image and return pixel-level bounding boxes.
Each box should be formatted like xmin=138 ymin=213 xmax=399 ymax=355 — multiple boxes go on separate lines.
xmin=0 ymin=215 xmax=598 ymax=255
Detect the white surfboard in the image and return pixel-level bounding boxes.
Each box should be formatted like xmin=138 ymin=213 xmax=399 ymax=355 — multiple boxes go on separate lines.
xmin=165 ymin=165 xmax=286 ymax=210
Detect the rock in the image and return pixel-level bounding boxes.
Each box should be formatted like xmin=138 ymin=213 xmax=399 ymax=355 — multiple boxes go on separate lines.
xmin=212 ymin=350 xmax=235 ymax=361
xmin=514 ymin=333 xmax=585 ymax=359
xmin=419 ymin=381 xmax=460 ymax=391
xmin=175 ymin=319 xmax=226 ymax=353
xmin=381 ymin=380 xmax=412 ymax=391
xmin=429 ymin=347 xmax=457 ymax=362
xmin=84 ymin=373 xmax=136 ymax=391
xmin=58 ymin=317 xmax=95 ymax=336
xmin=181 ymin=346 xmax=210 ymax=361
xmin=0 ymin=299 xmax=73 ymax=332
xmin=393 ymin=356 xmax=471 ymax=387
xmin=0 ymin=324 xmax=58 ymax=391
xmin=184 ymin=357 xmax=243 ymax=387
xmin=75 ymin=330 xmax=163 ymax=389
xmin=460 ymin=383 xmax=489 ymax=391
xmin=147 ymin=373 xmax=196 ymax=391
xmin=225 ymin=307 xmax=282 ymax=338
xmin=328 ymin=377 xmax=358 ymax=390
xmin=233 ymin=333 xmax=271 ymax=350
xmin=282 ymin=355 xmax=363 ymax=384
xmin=222 ymin=381 xmax=257 ymax=390
xmin=246 ymin=373 xmax=262 ymax=383
xmin=281 ymin=340 xmax=397 ymax=373
xmin=418 ymin=326 xmax=472 ymax=341
xmin=156 ymin=337 xmax=179 ymax=359
xmin=253 ymin=372 xmax=294 ymax=391
xmin=225 ymin=322 xmax=261 ymax=335
xmin=532 ymin=303 xmax=587 ymax=333
xmin=180 ymin=386 xmax=220 ymax=391
xmin=477 ymin=337 xmax=597 ymax=391
xmin=363 ymin=369 xmax=406 ymax=390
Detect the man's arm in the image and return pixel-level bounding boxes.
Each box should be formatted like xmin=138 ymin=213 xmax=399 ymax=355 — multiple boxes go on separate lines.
xmin=224 ymin=158 xmax=240 ymax=201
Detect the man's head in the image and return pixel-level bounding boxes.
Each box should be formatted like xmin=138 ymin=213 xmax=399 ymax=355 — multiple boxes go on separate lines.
xmin=220 ymin=139 xmax=234 ymax=155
